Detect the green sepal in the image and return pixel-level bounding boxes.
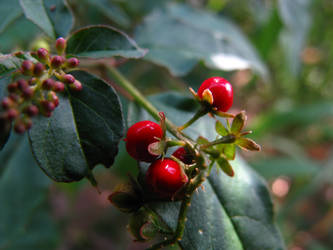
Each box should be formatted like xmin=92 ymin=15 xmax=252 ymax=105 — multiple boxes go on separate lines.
xmin=215 ymin=120 xmax=229 ymax=136
xmin=109 ymin=183 xmax=142 ymax=213
xmin=235 ymin=137 xmax=261 ymax=151
xmin=231 ymin=111 xmax=246 ymax=134
xmin=216 ymin=157 xmax=234 ymax=177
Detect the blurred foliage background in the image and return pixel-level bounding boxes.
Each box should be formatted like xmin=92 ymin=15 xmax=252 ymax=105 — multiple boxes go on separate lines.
xmin=0 ymin=0 xmax=332 ymax=249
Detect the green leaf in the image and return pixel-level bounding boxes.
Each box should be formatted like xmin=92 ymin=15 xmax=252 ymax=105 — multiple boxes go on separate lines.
xmin=0 ymin=54 xmax=23 ymax=76
xmin=82 ymin=0 xmax=130 ymax=28
xmin=0 ymin=0 xmax=22 ymax=34
xmin=0 ymin=70 xmax=15 ymax=150
xmin=131 ymin=92 xmax=284 ymax=249
xmin=44 ymin=0 xmax=74 ymax=37
xmin=215 ymin=120 xmax=229 ymax=136
xmin=29 ymin=70 xmax=124 ymax=182
xmin=251 ymin=102 xmax=333 ymax=137
xmin=231 ymin=111 xmax=246 ymax=134
xmin=66 ymin=25 xmax=148 ymax=59
xmin=216 ymin=157 xmax=234 ymax=177
xmin=0 ymin=135 xmax=59 ymax=250
xmin=134 ymin=3 xmax=268 ymax=77
xmin=250 ymin=157 xmax=319 ymax=179
xmin=278 ymin=0 xmax=311 ymax=75
xmin=20 ymin=0 xmax=55 ymax=39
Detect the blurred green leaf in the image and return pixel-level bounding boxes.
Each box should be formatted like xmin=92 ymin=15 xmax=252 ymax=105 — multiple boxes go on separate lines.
xmin=66 ymin=25 xmax=148 ymax=59
xmin=250 ymin=157 xmax=319 ymax=179
xmin=29 ymin=71 xmax=124 ymax=182
xmin=82 ymin=0 xmax=130 ymax=28
xmin=278 ymin=0 xmax=311 ymax=75
xmin=251 ymin=102 xmax=333 ymax=137
xmin=0 ymin=0 xmax=22 ymax=34
xmin=135 ymin=3 xmax=268 ymax=78
xmin=44 ymin=0 xmax=74 ymax=38
xmin=133 ymin=92 xmax=284 ymax=249
xmin=20 ymin=0 xmax=56 ymax=39
xmin=0 ymin=17 xmax=39 ymax=53
xmin=0 ymin=135 xmax=59 ymax=250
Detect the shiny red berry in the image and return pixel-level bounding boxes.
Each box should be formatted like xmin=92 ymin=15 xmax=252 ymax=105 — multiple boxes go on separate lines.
xmin=42 ymin=79 xmax=55 ymax=90
xmin=146 ymin=158 xmax=188 ymax=197
xmin=125 ymin=120 xmax=163 ymax=162
xmin=197 ymin=77 xmax=233 ymax=112
xmin=53 ymin=81 xmax=65 ymax=92
xmin=63 ymin=74 xmax=75 ymax=84
xmin=172 ymin=147 xmax=194 ymax=165
xmin=70 ymin=80 xmax=82 ymax=91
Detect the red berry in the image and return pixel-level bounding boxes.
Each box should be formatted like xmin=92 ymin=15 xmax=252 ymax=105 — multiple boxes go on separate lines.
xmin=63 ymin=74 xmax=75 ymax=84
xmin=51 ymin=56 xmax=65 ymax=68
xmin=53 ymin=81 xmax=65 ymax=92
xmin=47 ymin=91 xmax=59 ymax=107
xmin=42 ymin=79 xmax=55 ymax=90
xmin=55 ymin=37 xmax=66 ymax=54
xmin=197 ymin=77 xmax=233 ymax=112
xmin=125 ymin=120 xmax=163 ymax=162
xmin=7 ymin=82 xmax=18 ymax=93
xmin=6 ymin=109 xmax=19 ymax=120
xmin=24 ymin=105 xmax=39 ymax=117
xmin=172 ymin=147 xmax=194 ymax=165
xmin=37 ymin=48 xmax=49 ymax=61
xmin=1 ymin=97 xmax=12 ymax=110
xmin=146 ymin=158 xmax=188 ymax=197
xmin=21 ymin=60 xmax=34 ymax=75
xmin=14 ymin=121 xmax=26 ymax=134
xmin=66 ymin=57 xmax=79 ymax=68
xmin=40 ymin=100 xmax=55 ymax=112
xmin=33 ymin=63 xmax=45 ymax=77
xmin=22 ymin=87 xmax=34 ymax=99
xmin=17 ymin=79 xmax=29 ymax=91
xmin=70 ymin=80 xmax=82 ymax=91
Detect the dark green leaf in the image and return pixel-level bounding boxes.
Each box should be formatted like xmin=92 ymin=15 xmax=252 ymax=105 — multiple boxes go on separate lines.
xmin=0 ymin=135 xmax=59 ymax=250
xmin=44 ymin=0 xmax=74 ymax=38
xmin=132 ymin=92 xmax=284 ymax=249
xmin=29 ymin=71 xmax=124 ymax=182
xmin=66 ymin=25 xmax=147 ymax=59
xmin=69 ymin=70 xmax=124 ymax=167
xmin=82 ymin=0 xmax=130 ymax=28
xmin=0 ymin=0 xmax=22 ymax=34
xmin=0 ymin=72 xmax=14 ymax=150
xmin=215 ymin=120 xmax=229 ymax=136
xmin=216 ymin=157 xmax=234 ymax=176
xmin=231 ymin=111 xmax=246 ymax=134
xmin=20 ymin=0 xmax=55 ymax=38
xmin=134 ymin=3 xmax=268 ymax=77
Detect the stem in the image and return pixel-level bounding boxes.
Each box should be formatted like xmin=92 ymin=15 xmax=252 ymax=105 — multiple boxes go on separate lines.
xmin=178 ymin=106 xmax=208 ymax=131
xmin=200 ymin=134 xmax=236 ymax=149
xmin=107 ymin=66 xmax=181 ymax=138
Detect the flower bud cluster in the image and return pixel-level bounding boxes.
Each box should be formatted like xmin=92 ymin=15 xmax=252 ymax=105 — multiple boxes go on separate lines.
xmin=0 ymin=37 xmax=81 ymax=134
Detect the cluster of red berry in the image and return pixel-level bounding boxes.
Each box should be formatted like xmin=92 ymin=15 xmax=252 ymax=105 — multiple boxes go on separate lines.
xmin=0 ymin=38 xmax=81 ymax=133
xmin=125 ymin=77 xmax=233 ymax=198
